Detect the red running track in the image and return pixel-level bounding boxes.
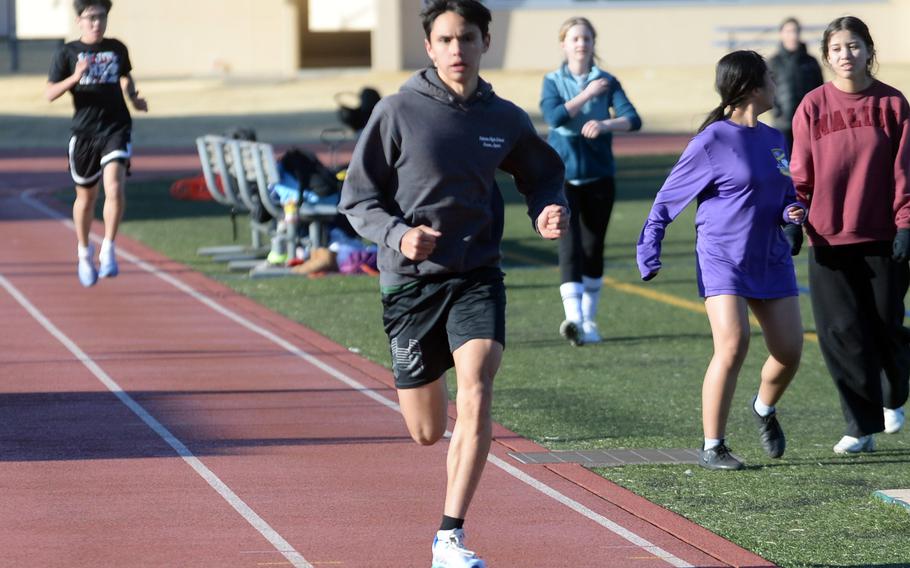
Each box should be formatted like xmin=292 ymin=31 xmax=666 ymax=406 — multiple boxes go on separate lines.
xmin=0 ymin=142 xmax=774 ymax=567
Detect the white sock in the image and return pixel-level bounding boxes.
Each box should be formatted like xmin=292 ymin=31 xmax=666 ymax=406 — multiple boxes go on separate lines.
xmin=581 ymin=275 xmax=603 ymax=324
xmin=704 ymin=437 xmax=723 ymax=450
xmin=559 ymin=282 xmax=583 ymax=323
xmin=100 ymin=238 xmax=115 ymax=259
xmin=753 ymin=394 xmax=775 ymax=417
xmin=77 ymin=243 xmax=92 ymax=260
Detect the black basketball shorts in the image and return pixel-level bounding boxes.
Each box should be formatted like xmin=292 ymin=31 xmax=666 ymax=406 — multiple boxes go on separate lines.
xmin=68 ymin=130 xmax=132 ymax=187
xmin=381 ymin=267 xmax=506 ymax=389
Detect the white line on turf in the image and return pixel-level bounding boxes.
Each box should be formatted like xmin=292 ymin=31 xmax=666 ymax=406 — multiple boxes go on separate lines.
xmin=18 ymin=189 xmax=694 ymax=567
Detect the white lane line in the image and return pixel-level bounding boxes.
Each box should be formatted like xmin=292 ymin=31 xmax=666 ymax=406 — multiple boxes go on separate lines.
xmin=488 ymin=454 xmax=692 ymax=567
xmin=19 ymin=189 xmax=693 ymax=567
xmin=0 ymin=273 xmax=313 ymax=568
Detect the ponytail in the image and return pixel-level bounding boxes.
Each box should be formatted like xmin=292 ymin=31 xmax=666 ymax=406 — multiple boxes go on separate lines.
xmin=698 ymin=104 xmax=729 ymax=133
xmin=699 ymin=50 xmax=768 ymax=134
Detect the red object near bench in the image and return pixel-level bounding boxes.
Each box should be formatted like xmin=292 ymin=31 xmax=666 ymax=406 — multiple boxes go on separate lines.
xmin=170 ymin=174 xmax=217 ymax=201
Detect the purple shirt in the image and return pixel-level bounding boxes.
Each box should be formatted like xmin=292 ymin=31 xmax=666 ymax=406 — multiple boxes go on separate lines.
xmin=637 ymin=120 xmax=802 ymax=298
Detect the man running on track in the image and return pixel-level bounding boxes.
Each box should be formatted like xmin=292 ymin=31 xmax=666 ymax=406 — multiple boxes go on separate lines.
xmin=339 ymin=1 xmax=568 ymax=565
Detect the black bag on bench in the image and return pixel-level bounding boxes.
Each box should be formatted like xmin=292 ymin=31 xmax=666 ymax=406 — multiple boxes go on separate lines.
xmin=279 ymin=148 xmax=339 ymax=199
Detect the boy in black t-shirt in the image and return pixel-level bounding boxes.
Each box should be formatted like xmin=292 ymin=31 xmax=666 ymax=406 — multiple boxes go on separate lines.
xmin=46 ymin=0 xmax=148 ymax=287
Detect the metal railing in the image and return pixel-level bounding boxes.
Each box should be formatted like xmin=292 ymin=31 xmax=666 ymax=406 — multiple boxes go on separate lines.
xmin=713 ymin=24 xmax=826 ymax=52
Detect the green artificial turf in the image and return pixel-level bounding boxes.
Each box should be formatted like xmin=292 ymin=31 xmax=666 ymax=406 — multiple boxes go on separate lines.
xmin=75 ymin=155 xmax=910 ymax=567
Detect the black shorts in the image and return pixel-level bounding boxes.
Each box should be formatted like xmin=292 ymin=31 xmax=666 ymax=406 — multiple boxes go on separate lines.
xmin=68 ymin=130 xmax=132 ymax=187
xmin=381 ymin=267 xmax=506 ymax=389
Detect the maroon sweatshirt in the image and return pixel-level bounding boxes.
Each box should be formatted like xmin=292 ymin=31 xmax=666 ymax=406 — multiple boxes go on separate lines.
xmin=791 ymin=80 xmax=910 ymax=246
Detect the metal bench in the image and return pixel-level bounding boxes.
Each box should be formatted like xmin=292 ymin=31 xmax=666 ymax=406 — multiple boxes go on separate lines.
xmin=194 ymin=136 xmax=340 ymax=277
xmin=194 ymin=135 xmax=271 ymax=261
xmin=222 ymin=139 xmax=339 ymax=277
xmin=232 ymin=140 xmax=339 ymax=251
xmin=713 ymin=24 xmax=825 ymax=51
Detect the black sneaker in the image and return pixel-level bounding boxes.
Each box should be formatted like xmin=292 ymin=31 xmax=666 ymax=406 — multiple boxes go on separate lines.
xmin=699 ymin=443 xmax=744 ymax=470
xmin=751 ymin=395 xmax=785 ymax=458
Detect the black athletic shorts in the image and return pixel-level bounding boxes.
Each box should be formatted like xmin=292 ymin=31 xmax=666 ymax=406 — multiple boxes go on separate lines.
xmin=68 ymin=130 xmax=132 ymax=187
xmin=381 ymin=267 xmax=506 ymax=389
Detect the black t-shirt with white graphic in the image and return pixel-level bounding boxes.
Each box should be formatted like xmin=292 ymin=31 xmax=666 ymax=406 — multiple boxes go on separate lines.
xmin=48 ymin=38 xmax=133 ymax=136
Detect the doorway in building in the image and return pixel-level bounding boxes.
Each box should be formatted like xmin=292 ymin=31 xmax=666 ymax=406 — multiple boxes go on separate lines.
xmin=297 ymin=0 xmax=372 ymax=68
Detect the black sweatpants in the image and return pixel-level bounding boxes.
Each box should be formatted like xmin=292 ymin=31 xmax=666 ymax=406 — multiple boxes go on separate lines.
xmin=559 ymin=177 xmax=615 ymax=283
xmin=809 ymin=242 xmax=910 ymax=436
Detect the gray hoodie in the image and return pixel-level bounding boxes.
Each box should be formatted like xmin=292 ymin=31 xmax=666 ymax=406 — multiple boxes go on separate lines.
xmin=339 ymin=68 xmax=567 ymax=289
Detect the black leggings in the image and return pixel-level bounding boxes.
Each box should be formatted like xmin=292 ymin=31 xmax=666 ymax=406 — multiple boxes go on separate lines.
xmin=559 ymin=177 xmax=615 ymax=283
xmin=809 ymin=243 xmax=910 ymax=436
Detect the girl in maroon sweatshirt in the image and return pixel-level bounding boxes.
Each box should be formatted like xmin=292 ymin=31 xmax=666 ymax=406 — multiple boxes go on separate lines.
xmin=791 ymin=16 xmax=910 ymax=454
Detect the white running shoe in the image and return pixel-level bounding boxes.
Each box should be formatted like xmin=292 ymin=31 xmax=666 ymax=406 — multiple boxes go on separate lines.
xmin=582 ymin=321 xmax=602 ymax=344
xmin=431 ymin=529 xmax=486 ymax=568
xmin=99 ymin=243 xmax=119 ymax=278
xmin=884 ymin=407 xmax=905 ymax=434
xmin=559 ymin=320 xmax=582 ymax=346
xmin=77 ymin=244 xmax=98 ymax=287
xmin=833 ymin=434 xmax=875 ymax=455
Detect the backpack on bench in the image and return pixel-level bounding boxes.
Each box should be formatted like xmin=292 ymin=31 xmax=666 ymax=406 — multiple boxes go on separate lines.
xmin=279 ymin=148 xmax=339 ymax=200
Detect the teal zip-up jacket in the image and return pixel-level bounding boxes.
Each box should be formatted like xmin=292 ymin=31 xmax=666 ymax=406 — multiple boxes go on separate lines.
xmin=540 ymin=64 xmax=642 ymax=181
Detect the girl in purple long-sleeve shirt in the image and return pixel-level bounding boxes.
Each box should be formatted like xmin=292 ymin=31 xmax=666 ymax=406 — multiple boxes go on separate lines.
xmin=637 ymin=51 xmax=806 ymax=470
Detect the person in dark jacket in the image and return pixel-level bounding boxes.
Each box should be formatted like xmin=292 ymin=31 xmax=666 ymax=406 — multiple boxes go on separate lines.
xmin=768 ymin=17 xmax=823 ymax=150
xmin=339 ymin=1 xmax=568 ymax=566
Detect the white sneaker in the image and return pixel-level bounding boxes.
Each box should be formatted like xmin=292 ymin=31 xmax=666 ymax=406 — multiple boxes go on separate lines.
xmin=77 ymin=244 xmax=98 ymax=287
xmin=884 ymin=407 xmax=905 ymax=434
xmin=833 ymin=434 xmax=875 ymax=455
xmin=559 ymin=320 xmax=582 ymax=346
xmin=99 ymin=242 xmax=119 ymax=278
xmin=431 ymin=529 xmax=485 ymax=568
xmin=582 ymin=321 xmax=602 ymax=344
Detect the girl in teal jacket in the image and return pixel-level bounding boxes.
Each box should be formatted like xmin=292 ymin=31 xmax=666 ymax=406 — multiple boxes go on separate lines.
xmin=540 ymin=16 xmax=641 ymax=345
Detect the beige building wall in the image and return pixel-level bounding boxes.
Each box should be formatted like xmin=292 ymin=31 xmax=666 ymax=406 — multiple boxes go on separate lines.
xmin=27 ymin=0 xmax=910 ymax=76
xmin=66 ymin=0 xmax=301 ymax=76
xmin=372 ymin=0 xmax=423 ymax=71
xmin=373 ymin=0 xmax=910 ymax=71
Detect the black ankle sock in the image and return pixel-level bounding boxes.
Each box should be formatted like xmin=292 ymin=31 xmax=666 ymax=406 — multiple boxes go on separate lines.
xmin=439 ymin=515 xmax=464 ymax=531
